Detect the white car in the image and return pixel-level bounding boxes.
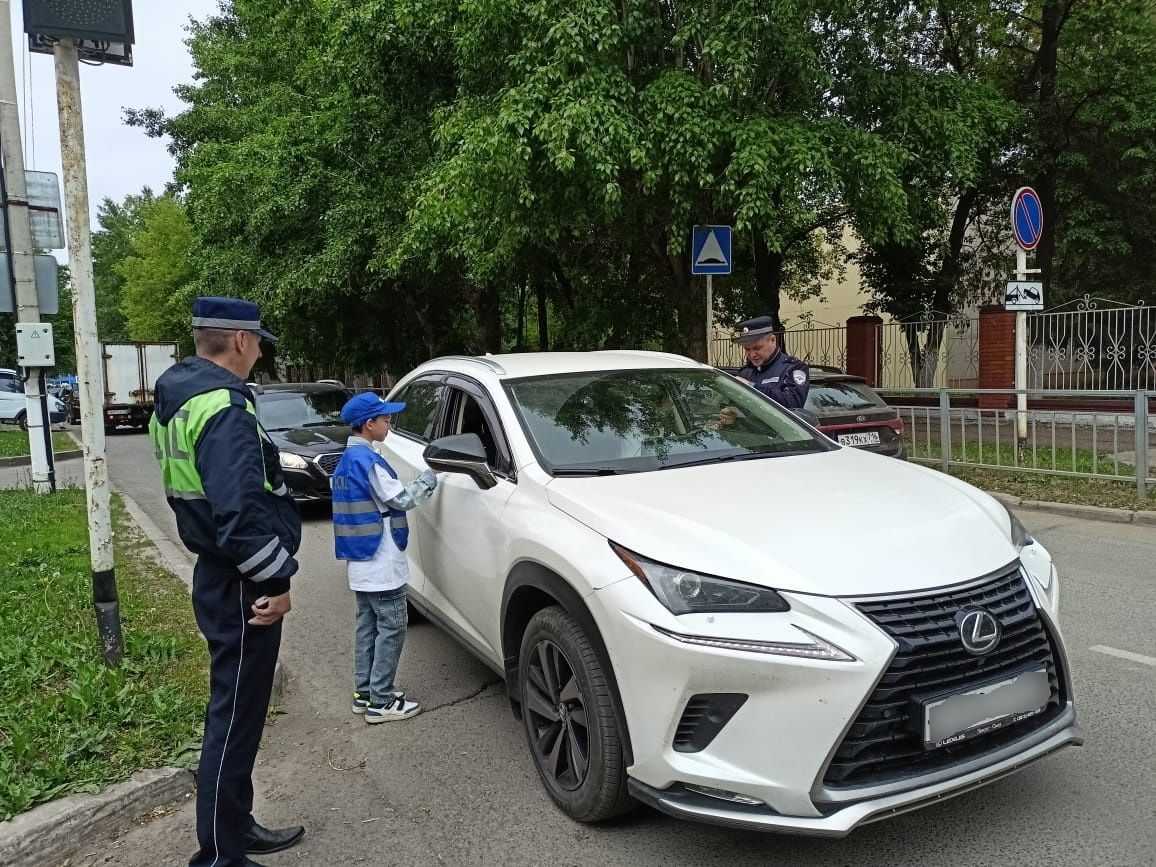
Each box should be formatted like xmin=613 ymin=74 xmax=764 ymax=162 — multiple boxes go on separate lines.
xmin=378 ymin=351 xmax=1081 ymax=836
xmin=0 ymin=369 xmax=67 ymax=430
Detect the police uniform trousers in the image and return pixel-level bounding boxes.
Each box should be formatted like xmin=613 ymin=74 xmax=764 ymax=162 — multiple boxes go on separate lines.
xmin=189 ymin=557 xmax=282 ymax=867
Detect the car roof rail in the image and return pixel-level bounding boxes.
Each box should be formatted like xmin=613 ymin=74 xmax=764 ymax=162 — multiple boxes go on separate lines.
xmin=436 ymin=355 xmax=508 ymax=375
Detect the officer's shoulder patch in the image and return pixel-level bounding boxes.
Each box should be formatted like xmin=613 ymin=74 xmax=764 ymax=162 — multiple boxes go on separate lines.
xmin=792 ymin=369 xmax=808 ymax=385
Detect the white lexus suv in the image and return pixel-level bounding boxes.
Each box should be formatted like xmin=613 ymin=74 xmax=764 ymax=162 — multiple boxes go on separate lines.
xmin=377 ymin=351 xmax=1082 ymax=835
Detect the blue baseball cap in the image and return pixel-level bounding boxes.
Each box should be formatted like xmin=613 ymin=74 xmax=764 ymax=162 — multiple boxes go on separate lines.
xmin=341 ymin=392 xmax=407 ymax=427
xmin=192 ymin=296 xmax=277 ymax=341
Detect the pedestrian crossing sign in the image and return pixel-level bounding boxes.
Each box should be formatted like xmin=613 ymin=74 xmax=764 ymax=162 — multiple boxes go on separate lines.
xmin=691 ymin=225 xmax=732 ymax=276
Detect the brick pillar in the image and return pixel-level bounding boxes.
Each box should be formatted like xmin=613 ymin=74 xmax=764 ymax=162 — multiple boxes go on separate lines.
xmin=846 ymin=315 xmax=883 ymax=386
xmin=978 ymin=305 xmax=1015 ymax=409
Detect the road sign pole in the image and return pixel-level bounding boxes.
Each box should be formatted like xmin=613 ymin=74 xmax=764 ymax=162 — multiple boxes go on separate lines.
xmin=706 ymin=274 xmax=713 ymax=363
xmin=54 ymin=38 xmax=122 ymax=667
xmin=1015 ymin=249 xmax=1028 ymax=452
xmin=0 ymin=0 xmax=53 ymax=493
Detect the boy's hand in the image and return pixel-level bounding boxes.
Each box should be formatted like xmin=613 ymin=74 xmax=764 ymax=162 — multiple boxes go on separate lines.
xmin=418 ymin=469 xmax=438 ymax=490
xmin=249 ymin=591 xmax=292 ymax=626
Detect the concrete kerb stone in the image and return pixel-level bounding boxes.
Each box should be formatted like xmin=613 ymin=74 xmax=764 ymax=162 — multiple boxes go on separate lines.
xmin=0 ymin=449 xmax=82 ymax=468
xmin=0 ymin=768 xmax=195 ymax=867
xmin=994 ymin=491 xmax=1151 ymax=525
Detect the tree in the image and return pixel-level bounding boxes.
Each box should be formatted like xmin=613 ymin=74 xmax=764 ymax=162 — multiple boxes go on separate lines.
xmin=92 ymin=189 xmax=155 ymax=342
xmin=117 ymin=195 xmax=198 ymax=349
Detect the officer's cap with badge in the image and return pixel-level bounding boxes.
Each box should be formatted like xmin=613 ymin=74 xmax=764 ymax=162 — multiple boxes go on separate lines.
xmin=341 ymin=392 xmax=407 ymax=428
xmin=192 ymin=296 xmax=278 ymax=342
xmin=731 ymin=314 xmax=782 ymax=344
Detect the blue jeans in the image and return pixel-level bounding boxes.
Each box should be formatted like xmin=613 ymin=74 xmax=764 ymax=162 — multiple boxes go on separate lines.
xmin=353 ymin=586 xmax=408 ymax=704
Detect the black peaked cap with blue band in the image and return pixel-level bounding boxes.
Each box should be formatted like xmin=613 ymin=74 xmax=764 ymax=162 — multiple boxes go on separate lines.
xmin=192 ymin=296 xmax=278 ymax=342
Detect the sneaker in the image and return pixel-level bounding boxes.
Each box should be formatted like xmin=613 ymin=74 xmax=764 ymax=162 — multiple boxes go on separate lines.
xmin=364 ymin=693 xmax=422 ymax=724
xmin=351 ymin=692 xmax=371 ymax=715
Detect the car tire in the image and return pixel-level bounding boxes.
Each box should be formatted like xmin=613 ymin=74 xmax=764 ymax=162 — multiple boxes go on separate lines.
xmin=518 ymin=605 xmax=633 ymax=823
xmin=16 ymin=411 xmax=27 ymax=431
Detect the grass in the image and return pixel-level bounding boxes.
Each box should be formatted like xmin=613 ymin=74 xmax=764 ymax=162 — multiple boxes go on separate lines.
xmin=904 ymin=441 xmax=1155 ymax=510
xmin=0 ymin=489 xmax=207 ymax=821
xmin=0 ymin=430 xmax=77 ymax=459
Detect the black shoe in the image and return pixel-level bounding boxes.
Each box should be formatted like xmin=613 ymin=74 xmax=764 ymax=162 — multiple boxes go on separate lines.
xmin=244 ymin=823 xmax=305 ymax=855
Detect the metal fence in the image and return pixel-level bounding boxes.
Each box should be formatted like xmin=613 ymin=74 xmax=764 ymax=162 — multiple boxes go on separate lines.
xmin=889 ymin=388 xmax=1154 ymax=502
xmin=879 ymin=313 xmax=980 ymax=389
xmin=711 ymin=321 xmax=848 ymax=370
xmin=1028 ymin=296 xmax=1156 ymax=391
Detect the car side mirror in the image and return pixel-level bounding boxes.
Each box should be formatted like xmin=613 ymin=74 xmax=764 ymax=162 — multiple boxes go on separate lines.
xmin=423 ymin=433 xmax=498 ymax=490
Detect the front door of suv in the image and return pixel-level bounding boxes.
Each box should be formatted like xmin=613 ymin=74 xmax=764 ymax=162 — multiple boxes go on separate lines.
xmin=416 ymin=379 xmax=516 ymax=660
xmin=379 ymin=376 xmax=448 ymax=598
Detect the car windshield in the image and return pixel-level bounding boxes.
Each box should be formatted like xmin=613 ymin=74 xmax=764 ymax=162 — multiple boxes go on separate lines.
xmin=807 ymin=380 xmax=883 ymax=411
xmin=505 ymin=368 xmax=829 ymax=474
xmin=256 ymin=390 xmax=348 ymax=430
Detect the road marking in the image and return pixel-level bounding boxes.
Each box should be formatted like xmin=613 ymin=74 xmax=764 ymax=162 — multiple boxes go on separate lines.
xmin=1090 ymin=645 xmax=1156 ymax=667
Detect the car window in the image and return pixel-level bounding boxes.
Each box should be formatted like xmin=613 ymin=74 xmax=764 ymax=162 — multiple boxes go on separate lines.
xmin=1 ymin=378 xmax=22 ymax=394
xmin=445 ymin=390 xmax=508 ymax=470
xmin=806 ymin=381 xmax=884 ymax=411
xmin=391 ymin=380 xmax=446 ymax=442
xmin=256 ymin=389 xmax=349 ymax=430
xmin=506 ymin=368 xmax=829 ymax=473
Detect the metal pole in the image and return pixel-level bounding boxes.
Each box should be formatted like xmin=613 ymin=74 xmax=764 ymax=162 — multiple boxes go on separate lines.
xmin=54 ymin=39 xmax=121 ymax=666
xmin=705 ymin=273 xmax=713 ymax=364
xmin=939 ymin=388 xmax=951 ymax=474
xmin=1015 ymin=249 xmax=1029 ymax=454
xmin=1135 ymin=390 xmax=1149 ymax=504
xmin=0 ymin=0 xmax=51 ymax=493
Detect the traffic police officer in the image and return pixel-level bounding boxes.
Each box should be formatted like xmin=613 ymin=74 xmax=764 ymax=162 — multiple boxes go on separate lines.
xmin=150 ymin=297 xmax=305 ymax=867
xmin=732 ymin=314 xmax=811 ymax=409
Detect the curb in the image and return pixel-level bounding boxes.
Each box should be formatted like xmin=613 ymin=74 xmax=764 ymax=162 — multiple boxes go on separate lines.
xmin=0 ymin=768 xmax=194 ymax=867
xmin=0 ymin=449 xmax=81 ymax=468
xmin=988 ymin=490 xmax=1153 ymax=525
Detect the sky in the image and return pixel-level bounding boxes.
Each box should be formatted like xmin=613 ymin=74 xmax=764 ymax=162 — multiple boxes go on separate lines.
xmin=9 ymin=0 xmax=219 ymax=243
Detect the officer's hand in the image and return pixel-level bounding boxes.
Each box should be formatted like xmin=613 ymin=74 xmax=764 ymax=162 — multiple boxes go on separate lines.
xmin=249 ymin=591 xmax=292 ymax=626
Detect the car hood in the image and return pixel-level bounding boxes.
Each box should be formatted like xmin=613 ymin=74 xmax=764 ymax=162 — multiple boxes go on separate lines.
xmin=544 ymin=447 xmax=1016 ymax=597
xmin=266 ymin=425 xmax=347 ymax=456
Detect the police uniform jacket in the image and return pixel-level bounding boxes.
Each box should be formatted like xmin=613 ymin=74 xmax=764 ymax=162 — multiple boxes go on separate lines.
xmin=149 ymin=356 xmax=301 ymax=595
xmin=737 ymin=348 xmax=811 ymax=409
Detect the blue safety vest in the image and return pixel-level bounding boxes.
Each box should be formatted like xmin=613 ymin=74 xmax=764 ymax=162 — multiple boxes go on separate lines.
xmin=331 ymin=444 xmax=409 ymax=560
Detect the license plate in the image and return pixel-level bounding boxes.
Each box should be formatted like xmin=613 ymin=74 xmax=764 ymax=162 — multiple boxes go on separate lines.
xmin=837 ymin=431 xmax=881 ymax=447
xmin=922 ymin=668 xmax=1051 ymax=750
xmin=107 ymin=409 xmax=129 ymax=416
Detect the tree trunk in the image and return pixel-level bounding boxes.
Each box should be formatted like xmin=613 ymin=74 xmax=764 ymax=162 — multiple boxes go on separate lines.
xmin=474 ymin=284 xmax=502 ymax=353
xmin=516 ymin=283 xmax=527 ymax=351
xmin=536 ymin=281 xmax=549 ymax=351
xmin=752 ymin=233 xmax=784 ymax=322
xmin=666 ymin=252 xmax=705 ymax=360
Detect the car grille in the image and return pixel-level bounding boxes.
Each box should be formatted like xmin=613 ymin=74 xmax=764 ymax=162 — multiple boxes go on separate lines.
xmin=823 ymin=567 xmax=1065 ymax=789
xmin=314 ymin=452 xmax=343 ymax=476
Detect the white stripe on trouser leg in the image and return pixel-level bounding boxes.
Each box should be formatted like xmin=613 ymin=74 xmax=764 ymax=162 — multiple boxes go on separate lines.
xmin=209 ymin=583 xmax=246 ymax=867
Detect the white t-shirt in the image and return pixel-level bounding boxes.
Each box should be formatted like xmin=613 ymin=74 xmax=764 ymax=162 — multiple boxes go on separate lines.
xmin=345 ymin=442 xmax=411 ymax=593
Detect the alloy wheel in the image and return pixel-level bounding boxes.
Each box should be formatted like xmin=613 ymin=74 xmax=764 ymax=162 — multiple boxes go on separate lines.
xmin=523 ymin=638 xmax=589 ymax=791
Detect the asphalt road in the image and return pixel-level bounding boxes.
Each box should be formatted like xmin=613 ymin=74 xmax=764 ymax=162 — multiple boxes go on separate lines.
xmin=71 ymin=429 xmax=1156 ymax=867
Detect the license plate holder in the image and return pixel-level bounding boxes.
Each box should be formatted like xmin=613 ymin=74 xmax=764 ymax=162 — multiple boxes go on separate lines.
xmin=920 ymin=666 xmax=1051 ymax=750
xmin=837 ymin=431 xmax=881 ymax=447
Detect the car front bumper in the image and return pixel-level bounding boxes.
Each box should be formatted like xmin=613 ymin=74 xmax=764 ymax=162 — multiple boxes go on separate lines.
xmin=591 ymin=568 xmax=1079 ymax=835
xmin=280 ymin=464 xmax=333 ymax=501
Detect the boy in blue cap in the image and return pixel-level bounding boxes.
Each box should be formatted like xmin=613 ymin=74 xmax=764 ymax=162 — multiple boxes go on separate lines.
xmin=332 ymin=392 xmax=439 ymax=722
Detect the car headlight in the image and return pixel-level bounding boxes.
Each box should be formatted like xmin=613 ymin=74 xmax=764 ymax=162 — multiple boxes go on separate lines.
xmin=279 ymin=452 xmax=309 ymax=470
xmin=611 ymin=543 xmax=789 ymax=615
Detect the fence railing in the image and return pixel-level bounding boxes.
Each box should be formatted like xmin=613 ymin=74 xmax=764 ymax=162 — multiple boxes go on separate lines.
xmin=887 ymin=388 xmax=1153 ymax=502
xmin=1027 ymin=297 xmax=1156 ymax=391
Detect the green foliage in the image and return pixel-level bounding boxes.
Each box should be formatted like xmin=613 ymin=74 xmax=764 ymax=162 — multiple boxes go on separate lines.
xmin=0 ymin=431 xmax=75 ymax=458
xmin=117 ymin=195 xmax=198 ymax=348
xmin=0 ymin=491 xmax=207 ymax=821
xmin=92 ymin=189 xmax=157 ymax=343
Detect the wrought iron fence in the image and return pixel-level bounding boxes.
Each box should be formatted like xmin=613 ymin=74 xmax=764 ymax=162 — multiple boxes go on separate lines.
xmin=1028 ymin=296 xmax=1156 ymax=391
xmin=710 ymin=321 xmax=848 ymax=370
xmin=879 ymin=313 xmax=979 ymax=390
xmin=889 ymin=388 xmax=1154 ymax=502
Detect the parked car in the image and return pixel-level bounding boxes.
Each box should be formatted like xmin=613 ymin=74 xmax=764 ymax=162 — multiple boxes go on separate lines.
xmin=0 ymin=368 xmax=69 ymax=429
xmin=252 ymin=382 xmax=353 ymax=502
xmin=376 ymin=351 xmax=1080 ymax=836
xmin=720 ymin=365 xmax=905 ymax=459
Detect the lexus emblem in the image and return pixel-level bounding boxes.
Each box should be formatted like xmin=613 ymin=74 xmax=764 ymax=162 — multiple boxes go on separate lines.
xmin=856 ymin=414 xmax=867 ymax=422
xmin=957 ymin=608 xmax=1001 ymax=655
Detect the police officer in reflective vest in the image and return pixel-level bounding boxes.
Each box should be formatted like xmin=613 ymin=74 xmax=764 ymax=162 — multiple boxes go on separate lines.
xmin=150 ymin=297 xmax=305 ymax=867
xmin=733 ymin=315 xmax=811 ymax=409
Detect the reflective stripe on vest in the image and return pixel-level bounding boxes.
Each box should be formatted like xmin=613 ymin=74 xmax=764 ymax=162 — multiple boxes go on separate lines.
xmin=331 ymin=445 xmax=409 ymax=559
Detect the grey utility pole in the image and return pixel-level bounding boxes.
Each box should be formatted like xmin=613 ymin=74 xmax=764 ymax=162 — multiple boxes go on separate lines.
xmin=0 ymin=0 xmax=54 ymax=493
xmin=55 ymin=38 xmax=122 ymax=667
